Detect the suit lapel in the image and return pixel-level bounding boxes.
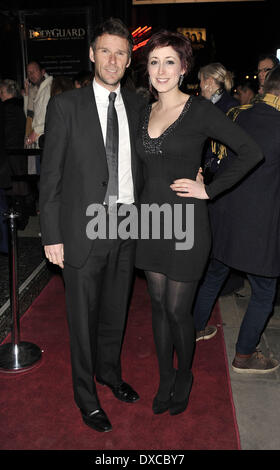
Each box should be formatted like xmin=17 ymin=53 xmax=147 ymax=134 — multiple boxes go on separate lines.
xmin=121 ymin=88 xmax=139 ymax=140
xmin=121 ymin=88 xmax=139 ymax=184
xmin=81 ymin=85 xmax=107 ymax=161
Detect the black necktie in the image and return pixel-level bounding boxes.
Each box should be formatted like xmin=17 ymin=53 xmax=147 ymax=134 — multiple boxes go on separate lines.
xmin=104 ymin=91 xmax=119 ymax=205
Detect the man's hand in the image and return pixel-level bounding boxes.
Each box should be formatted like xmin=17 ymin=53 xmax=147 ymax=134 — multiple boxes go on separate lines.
xmin=24 ymin=79 xmax=29 ymax=96
xmin=25 ymin=130 xmax=39 ymax=146
xmin=44 ymin=244 xmax=64 ymax=269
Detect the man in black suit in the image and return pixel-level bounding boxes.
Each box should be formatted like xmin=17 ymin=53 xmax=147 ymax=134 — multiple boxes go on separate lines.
xmin=39 ymin=18 xmax=145 ymax=432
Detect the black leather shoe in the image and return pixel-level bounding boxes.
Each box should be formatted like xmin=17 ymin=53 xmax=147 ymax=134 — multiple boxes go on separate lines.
xmin=80 ymin=408 xmax=112 ymax=432
xmin=96 ymin=377 xmax=140 ymax=403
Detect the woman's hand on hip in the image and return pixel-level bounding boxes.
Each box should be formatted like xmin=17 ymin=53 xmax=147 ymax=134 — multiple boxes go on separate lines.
xmin=170 ymin=178 xmax=209 ymax=199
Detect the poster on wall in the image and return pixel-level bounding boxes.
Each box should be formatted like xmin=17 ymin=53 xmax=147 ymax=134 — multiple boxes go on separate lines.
xmin=19 ymin=8 xmax=93 ymax=80
xmin=177 ymin=27 xmax=206 ymax=50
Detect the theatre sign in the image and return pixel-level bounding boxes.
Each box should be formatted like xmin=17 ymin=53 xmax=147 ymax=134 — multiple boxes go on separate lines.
xmin=19 ymin=8 xmax=93 ymax=78
xmin=28 ymin=28 xmax=86 ymax=40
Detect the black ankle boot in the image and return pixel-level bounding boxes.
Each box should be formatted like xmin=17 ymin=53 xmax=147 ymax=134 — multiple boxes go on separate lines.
xmin=152 ymin=370 xmax=176 ymax=414
xmin=152 ymin=396 xmax=170 ymax=414
xmin=169 ymin=370 xmax=193 ymax=416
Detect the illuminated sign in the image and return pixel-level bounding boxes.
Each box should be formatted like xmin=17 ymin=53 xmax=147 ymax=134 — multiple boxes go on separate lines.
xmin=28 ymin=28 xmax=86 ymax=40
xmin=133 ymin=39 xmax=150 ymax=51
xmin=132 ymin=25 xmax=152 ymax=51
xmin=132 ymin=26 xmax=152 ymax=38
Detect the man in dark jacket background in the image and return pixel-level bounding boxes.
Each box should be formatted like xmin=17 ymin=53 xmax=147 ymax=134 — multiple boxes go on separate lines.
xmin=193 ymin=65 xmax=280 ymax=374
xmin=0 ymin=79 xmax=31 ymax=229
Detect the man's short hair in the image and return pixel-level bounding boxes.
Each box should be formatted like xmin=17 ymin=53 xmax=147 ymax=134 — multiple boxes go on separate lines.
xmin=27 ymin=60 xmax=44 ymax=71
xmin=236 ymin=79 xmax=257 ymax=94
xmin=90 ymin=18 xmax=134 ymax=57
xmin=263 ymin=65 xmax=280 ymax=96
xmin=258 ymin=53 xmax=279 ymax=67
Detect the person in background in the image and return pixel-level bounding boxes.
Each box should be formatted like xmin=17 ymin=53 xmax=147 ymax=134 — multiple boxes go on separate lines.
xmin=38 ymin=76 xmax=75 ymax=149
xmin=235 ymin=79 xmax=257 ymax=105
xmin=0 ymin=79 xmax=26 ymax=151
xmin=50 ymin=76 xmax=74 ymax=97
xmin=192 ymin=66 xmax=280 ymax=374
xmin=257 ymin=53 xmax=279 ymax=94
xmin=73 ymin=70 xmax=94 ymax=88
xmin=23 ymin=61 xmax=53 ymax=148
xmin=197 ymin=62 xmax=244 ymax=302
xmin=0 ymin=99 xmax=12 ymax=253
xmin=0 ymin=79 xmax=30 ymax=229
xmin=198 ymin=62 xmax=236 ymax=107
xmin=198 ymin=62 xmax=239 ymax=178
xmin=135 ymin=30 xmax=262 ymax=417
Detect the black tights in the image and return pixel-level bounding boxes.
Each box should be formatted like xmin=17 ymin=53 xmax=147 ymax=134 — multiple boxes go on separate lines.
xmin=145 ymin=271 xmax=198 ymax=399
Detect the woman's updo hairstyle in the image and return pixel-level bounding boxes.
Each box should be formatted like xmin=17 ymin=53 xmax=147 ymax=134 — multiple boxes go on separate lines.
xmin=198 ymin=62 xmax=234 ymax=92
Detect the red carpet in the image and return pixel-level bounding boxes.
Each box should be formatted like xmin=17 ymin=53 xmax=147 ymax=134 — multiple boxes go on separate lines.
xmin=0 ymin=274 xmax=240 ymax=450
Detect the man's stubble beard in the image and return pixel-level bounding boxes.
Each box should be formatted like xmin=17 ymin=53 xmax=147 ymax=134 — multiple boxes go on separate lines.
xmin=95 ymin=69 xmax=123 ymax=89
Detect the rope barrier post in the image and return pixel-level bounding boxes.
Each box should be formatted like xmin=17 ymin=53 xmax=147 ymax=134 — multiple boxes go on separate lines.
xmin=0 ymin=208 xmax=42 ymax=372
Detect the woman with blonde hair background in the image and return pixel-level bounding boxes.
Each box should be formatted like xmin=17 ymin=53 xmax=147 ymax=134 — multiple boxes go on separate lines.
xmin=198 ymin=63 xmax=239 ymax=179
xmin=198 ymin=62 xmax=237 ymax=104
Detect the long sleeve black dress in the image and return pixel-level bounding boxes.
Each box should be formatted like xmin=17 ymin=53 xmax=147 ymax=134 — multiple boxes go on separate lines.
xmin=135 ymin=95 xmax=263 ymax=282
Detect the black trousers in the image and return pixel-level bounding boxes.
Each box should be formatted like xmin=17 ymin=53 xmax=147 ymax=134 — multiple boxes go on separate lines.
xmin=63 ymin=236 xmax=136 ymax=413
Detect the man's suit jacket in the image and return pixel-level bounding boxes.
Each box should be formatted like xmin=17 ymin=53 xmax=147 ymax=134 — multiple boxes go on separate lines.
xmin=39 ymin=84 xmax=145 ymax=268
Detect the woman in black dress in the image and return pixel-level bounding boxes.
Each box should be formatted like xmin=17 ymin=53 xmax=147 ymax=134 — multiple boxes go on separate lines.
xmin=135 ymin=30 xmax=263 ymax=416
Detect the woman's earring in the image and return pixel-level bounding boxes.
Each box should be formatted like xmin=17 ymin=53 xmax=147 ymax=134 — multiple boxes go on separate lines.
xmin=179 ymin=74 xmax=184 ymax=87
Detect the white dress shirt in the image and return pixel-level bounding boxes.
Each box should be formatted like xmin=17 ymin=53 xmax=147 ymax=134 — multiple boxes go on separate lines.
xmin=93 ymin=79 xmax=134 ymax=204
